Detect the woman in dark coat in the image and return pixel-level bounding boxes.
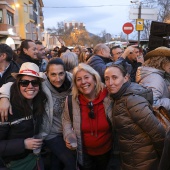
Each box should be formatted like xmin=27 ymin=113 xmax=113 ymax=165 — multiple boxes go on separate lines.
xmin=0 ymin=62 xmax=47 ymax=169
xmin=104 ymin=61 xmax=165 ymax=170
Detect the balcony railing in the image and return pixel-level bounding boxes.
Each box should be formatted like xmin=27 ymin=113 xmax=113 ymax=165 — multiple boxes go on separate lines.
xmin=29 ymin=14 xmax=35 ymax=21
xmin=0 ymin=23 xmax=16 ymax=33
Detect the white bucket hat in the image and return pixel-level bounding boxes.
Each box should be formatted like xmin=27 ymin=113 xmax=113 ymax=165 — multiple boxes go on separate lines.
xmin=11 ymin=62 xmax=44 ymax=81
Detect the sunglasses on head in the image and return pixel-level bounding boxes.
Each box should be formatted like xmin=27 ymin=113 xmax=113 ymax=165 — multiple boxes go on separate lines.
xmin=19 ymin=80 xmax=40 ymax=87
xmin=87 ymin=101 xmax=95 ymax=119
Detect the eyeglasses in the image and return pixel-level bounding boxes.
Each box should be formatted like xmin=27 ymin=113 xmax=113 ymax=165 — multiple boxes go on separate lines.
xmin=113 ymin=51 xmax=123 ymax=55
xmin=87 ymin=102 xmax=95 ymax=119
xmin=19 ymin=80 xmax=40 ymax=87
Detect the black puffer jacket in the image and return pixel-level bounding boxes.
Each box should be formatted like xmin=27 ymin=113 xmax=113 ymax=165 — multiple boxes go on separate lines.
xmin=111 ymin=82 xmax=165 ymax=170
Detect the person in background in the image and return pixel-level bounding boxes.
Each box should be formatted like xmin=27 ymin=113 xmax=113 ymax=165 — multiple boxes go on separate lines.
xmin=73 ymin=45 xmax=82 ymax=61
xmin=60 ymin=51 xmax=78 ymax=73
xmin=79 ymin=50 xmax=89 ymax=63
xmin=104 ymin=61 xmax=165 ymax=170
xmin=110 ymin=45 xmax=124 ymax=62
xmin=62 ymin=63 xmax=113 ymax=170
xmin=45 ymin=48 xmax=52 ymax=60
xmin=86 ymin=48 xmax=93 ymax=61
xmin=53 ymin=46 xmax=60 ymax=52
xmin=35 ymin=40 xmax=48 ymax=72
xmin=58 ymin=47 xmax=70 ymax=58
xmin=136 ymin=46 xmax=170 ymax=112
xmin=51 ymin=50 xmax=59 ymax=58
xmin=87 ymin=43 xmax=112 ymax=83
xmin=0 ymin=62 xmax=47 ymax=169
xmin=0 ymin=43 xmax=20 ymax=87
xmin=16 ymin=40 xmax=38 ymax=66
xmin=116 ymin=45 xmax=144 ymax=82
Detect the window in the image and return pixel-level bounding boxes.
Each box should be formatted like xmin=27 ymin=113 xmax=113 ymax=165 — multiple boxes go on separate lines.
xmin=0 ymin=9 xmax=2 ymax=23
xmin=24 ymin=3 xmax=28 ymax=12
xmin=7 ymin=11 xmax=14 ymax=25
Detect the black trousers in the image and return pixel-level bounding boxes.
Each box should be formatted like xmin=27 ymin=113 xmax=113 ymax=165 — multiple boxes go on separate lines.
xmin=79 ymin=150 xmax=111 ymax=170
xmin=45 ymin=135 xmax=77 ymax=170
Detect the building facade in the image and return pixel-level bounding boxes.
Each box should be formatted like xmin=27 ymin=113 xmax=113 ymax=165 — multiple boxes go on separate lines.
xmin=0 ymin=0 xmax=44 ymax=49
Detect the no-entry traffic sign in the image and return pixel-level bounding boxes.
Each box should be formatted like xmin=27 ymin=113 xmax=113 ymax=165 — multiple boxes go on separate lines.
xmin=122 ymin=22 xmax=134 ymax=35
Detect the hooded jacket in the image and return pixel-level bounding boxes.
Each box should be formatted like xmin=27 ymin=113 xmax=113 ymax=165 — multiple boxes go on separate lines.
xmin=62 ymin=93 xmax=113 ymax=166
xmin=136 ymin=66 xmax=170 ymax=111
xmin=111 ymin=82 xmax=165 ymax=170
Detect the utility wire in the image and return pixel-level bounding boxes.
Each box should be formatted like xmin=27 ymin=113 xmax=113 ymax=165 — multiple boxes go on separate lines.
xmin=43 ymin=4 xmax=131 ymax=8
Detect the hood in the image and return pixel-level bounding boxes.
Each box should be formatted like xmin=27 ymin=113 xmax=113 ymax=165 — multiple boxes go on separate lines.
xmin=136 ymin=66 xmax=165 ymax=83
xmin=124 ymin=82 xmax=153 ymax=105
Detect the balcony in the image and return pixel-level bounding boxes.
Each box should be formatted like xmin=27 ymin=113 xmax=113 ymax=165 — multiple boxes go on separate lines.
xmin=0 ymin=23 xmax=16 ymax=35
xmin=29 ymin=14 xmax=35 ymax=21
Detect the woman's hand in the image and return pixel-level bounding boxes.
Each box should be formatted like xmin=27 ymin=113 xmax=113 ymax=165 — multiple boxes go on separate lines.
xmin=0 ymin=98 xmax=12 ymax=122
xmin=65 ymin=139 xmax=77 ymax=150
xmin=24 ymin=138 xmax=43 ymax=150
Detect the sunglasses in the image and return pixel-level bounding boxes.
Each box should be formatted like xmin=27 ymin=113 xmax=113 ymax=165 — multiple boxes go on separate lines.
xmin=19 ymin=80 xmax=40 ymax=87
xmin=87 ymin=102 xmax=95 ymax=119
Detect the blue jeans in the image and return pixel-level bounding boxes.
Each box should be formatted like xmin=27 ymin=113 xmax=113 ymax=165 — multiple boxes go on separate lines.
xmin=45 ymin=135 xmax=77 ymax=170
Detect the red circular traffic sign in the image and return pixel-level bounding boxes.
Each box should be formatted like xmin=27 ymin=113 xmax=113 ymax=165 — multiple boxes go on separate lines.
xmin=122 ymin=22 xmax=134 ymax=35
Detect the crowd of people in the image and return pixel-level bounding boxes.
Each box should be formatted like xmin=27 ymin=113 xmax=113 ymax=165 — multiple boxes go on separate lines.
xmin=0 ymin=39 xmax=170 ymax=170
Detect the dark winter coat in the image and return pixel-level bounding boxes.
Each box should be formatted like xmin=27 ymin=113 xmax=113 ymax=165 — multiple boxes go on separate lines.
xmin=87 ymin=55 xmax=111 ymax=82
xmin=124 ymin=57 xmax=142 ymax=82
xmin=0 ymin=60 xmax=20 ymax=87
xmin=0 ymin=111 xmax=34 ymax=164
xmin=16 ymin=53 xmax=40 ymax=67
xmin=111 ymin=82 xmax=165 ymax=170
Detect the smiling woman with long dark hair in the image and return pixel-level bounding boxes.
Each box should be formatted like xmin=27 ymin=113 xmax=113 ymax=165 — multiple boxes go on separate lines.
xmin=0 ymin=62 xmax=47 ymax=170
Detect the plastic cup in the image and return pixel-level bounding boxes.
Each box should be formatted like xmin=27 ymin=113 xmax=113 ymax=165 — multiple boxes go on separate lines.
xmin=67 ymin=134 xmax=77 ymax=149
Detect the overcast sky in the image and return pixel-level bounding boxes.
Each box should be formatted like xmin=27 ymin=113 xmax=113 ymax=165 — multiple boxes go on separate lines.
xmin=42 ymin=0 xmax=135 ymax=37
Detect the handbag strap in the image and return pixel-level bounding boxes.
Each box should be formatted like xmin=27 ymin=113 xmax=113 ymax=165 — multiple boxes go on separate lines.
xmin=68 ymin=95 xmax=73 ymax=124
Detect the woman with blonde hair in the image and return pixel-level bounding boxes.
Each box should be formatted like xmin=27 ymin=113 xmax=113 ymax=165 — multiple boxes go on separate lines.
xmin=136 ymin=46 xmax=170 ymax=112
xmin=62 ymin=63 xmax=113 ymax=170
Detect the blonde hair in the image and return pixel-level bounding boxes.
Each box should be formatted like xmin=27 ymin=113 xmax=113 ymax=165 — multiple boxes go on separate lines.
xmin=72 ymin=63 xmax=103 ymax=99
xmin=144 ymin=56 xmax=170 ymax=71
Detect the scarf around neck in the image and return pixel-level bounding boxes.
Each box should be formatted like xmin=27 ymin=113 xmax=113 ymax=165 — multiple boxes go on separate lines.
xmin=110 ymin=81 xmax=131 ymax=100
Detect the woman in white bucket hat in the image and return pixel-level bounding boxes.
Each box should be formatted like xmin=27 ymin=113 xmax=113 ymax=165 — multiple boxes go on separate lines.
xmin=0 ymin=58 xmax=77 ymax=170
xmin=0 ymin=62 xmax=47 ymax=170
